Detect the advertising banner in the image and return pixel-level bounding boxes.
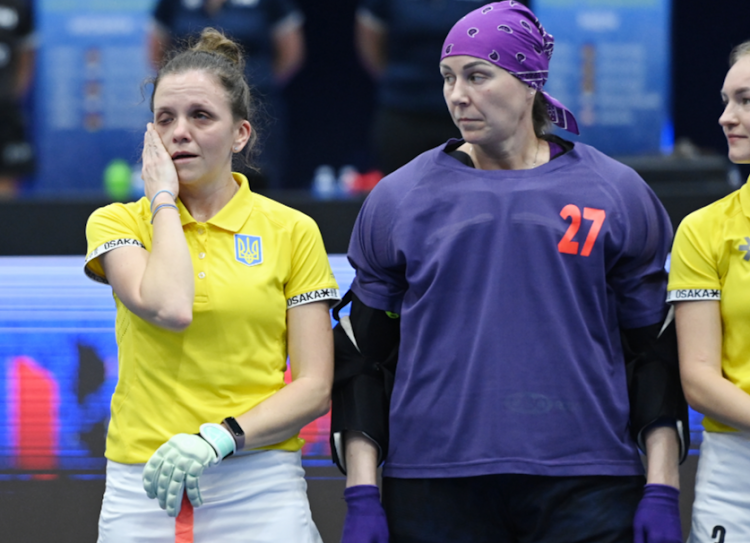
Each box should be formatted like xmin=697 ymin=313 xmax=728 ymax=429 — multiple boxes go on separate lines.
xmin=533 ymin=0 xmax=671 ymax=156
xmin=33 ymin=0 xmax=154 ymax=196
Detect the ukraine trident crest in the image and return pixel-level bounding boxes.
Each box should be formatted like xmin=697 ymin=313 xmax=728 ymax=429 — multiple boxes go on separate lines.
xmin=235 ymin=234 xmax=263 ymax=266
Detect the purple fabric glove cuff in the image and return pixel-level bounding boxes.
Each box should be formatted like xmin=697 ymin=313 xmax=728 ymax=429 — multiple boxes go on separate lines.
xmin=642 ymin=483 xmax=680 ymax=502
xmin=633 ymin=484 xmax=682 ymax=543
xmin=344 ymin=484 xmax=381 ymax=504
xmin=342 ymin=485 xmax=389 ymax=543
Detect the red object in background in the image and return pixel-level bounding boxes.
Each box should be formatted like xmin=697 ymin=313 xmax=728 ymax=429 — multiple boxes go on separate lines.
xmin=351 ymin=170 xmax=383 ymax=194
xmin=284 ymin=365 xmax=331 ymax=456
xmin=9 ymin=356 xmax=60 ymax=477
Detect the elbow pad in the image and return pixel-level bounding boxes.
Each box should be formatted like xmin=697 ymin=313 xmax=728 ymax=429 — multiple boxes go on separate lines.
xmin=623 ymin=307 xmax=690 ymax=463
xmin=329 ymin=290 xmax=400 ymax=474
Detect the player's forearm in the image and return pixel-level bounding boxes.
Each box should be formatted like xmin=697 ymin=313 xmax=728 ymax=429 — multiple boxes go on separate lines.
xmin=676 ymin=301 xmax=750 ymax=432
xmin=682 ymin=365 xmax=750 ymax=432
xmin=355 ymin=17 xmax=387 ymax=79
xmin=234 ymin=375 xmax=331 ymax=450
xmin=344 ymin=432 xmax=379 ymax=487
xmin=272 ymin=26 xmax=305 ymax=85
xmin=139 ymin=205 xmax=194 ymax=330
xmin=643 ymin=425 xmax=680 ymax=489
xmin=232 ymin=301 xmax=333 ymax=448
xmin=148 ymin=30 xmax=169 ymax=70
xmin=14 ymin=48 xmax=34 ymax=98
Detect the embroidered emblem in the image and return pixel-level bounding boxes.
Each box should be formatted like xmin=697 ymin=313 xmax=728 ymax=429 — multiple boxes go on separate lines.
xmin=235 ymin=234 xmax=262 ymax=267
xmin=740 ymin=237 xmax=750 ymax=261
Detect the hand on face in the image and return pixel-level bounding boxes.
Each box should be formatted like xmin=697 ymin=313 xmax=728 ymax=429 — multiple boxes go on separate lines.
xmin=142 ymin=122 xmax=180 ymax=201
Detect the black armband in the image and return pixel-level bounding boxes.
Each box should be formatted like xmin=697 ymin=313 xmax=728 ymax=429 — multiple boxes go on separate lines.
xmin=623 ymin=307 xmax=690 ymax=463
xmin=329 ymin=290 xmax=400 ymax=474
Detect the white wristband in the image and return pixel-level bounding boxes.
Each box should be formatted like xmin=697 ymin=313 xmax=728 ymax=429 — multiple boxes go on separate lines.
xmin=199 ymin=422 xmax=237 ymax=463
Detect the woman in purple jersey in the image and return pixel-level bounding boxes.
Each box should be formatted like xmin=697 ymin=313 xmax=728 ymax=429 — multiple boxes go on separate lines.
xmin=669 ymin=41 xmax=750 ymax=543
xmin=331 ymin=2 xmax=688 ymax=542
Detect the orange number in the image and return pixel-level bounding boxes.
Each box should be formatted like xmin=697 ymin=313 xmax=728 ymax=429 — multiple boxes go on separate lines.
xmin=557 ymin=204 xmax=580 ymax=255
xmin=558 ymin=205 xmax=606 ymax=257
xmin=581 ymin=207 xmax=606 ymax=257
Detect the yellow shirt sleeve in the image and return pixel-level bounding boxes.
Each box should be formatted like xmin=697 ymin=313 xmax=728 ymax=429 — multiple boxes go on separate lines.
xmin=285 ymin=212 xmax=340 ymax=307
xmin=84 ymin=201 xmax=149 ymax=283
xmin=667 ymin=210 xmax=722 ymax=301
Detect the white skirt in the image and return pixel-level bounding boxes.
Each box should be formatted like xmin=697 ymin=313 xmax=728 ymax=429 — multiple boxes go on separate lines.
xmin=98 ymin=449 xmax=323 ymax=543
xmin=687 ymin=431 xmax=750 ymax=543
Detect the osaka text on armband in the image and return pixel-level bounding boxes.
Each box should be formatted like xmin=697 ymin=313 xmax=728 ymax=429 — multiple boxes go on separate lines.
xmin=666 ymin=288 xmax=721 ymax=302
xmin=287 ymin=288 xmax=341 ymax=309
xmin=86 ymin=238 xmax=146 ymax=262
xmin=84 ymin=238 xmax=147 ymax=284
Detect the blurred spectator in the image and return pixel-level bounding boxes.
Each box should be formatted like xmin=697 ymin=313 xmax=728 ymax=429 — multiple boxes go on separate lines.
xmin=356 ymin=0 xmax=529 ymax=175
xmin=0 ymin=0 xmax=35 ymax=199
xmin=149 ymin=0 xmax=305 ymax=190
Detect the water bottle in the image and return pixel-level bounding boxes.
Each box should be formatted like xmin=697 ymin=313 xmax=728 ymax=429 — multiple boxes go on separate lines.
xmin=103 ymin=159 xmax=132 ymax=202
xmin=312 ymin=165 xmax=337 ymax=199
xmin=338 ymin=165 xmax=358 ymax=196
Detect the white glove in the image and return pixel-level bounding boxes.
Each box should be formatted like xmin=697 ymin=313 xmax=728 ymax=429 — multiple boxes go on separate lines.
xmin=142 ymin=424 xmax=236 ymax=517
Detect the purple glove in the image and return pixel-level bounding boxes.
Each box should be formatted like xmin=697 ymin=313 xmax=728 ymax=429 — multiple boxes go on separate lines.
xmin=633 ymin=484 xmax=682 ymax=543
xmin=341 ymin=485 xmax=389 ymax=543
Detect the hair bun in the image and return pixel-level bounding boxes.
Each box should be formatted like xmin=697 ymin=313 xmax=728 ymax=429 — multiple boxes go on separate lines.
xmin=191 ymin=27 xmax=245 ymax=72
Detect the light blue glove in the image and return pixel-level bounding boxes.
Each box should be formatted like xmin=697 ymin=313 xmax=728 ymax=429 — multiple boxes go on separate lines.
xmin=142 ymin=424 xmax=236 ymax=517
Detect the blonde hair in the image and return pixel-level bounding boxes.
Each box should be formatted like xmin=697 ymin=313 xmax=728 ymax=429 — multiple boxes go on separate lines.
xmin=729 ymin=41 xmax=750 ymax=67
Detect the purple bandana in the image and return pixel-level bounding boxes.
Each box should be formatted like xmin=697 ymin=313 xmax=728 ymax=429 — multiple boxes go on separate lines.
xmin=441 ymin=1 xmax=579 ymax=135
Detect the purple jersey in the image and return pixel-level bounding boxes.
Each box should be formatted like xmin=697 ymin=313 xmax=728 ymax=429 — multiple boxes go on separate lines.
xmin=348 ymin=140 xmax=672 ymax=479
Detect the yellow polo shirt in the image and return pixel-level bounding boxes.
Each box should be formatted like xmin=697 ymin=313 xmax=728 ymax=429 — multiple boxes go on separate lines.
xmin=84 ymin=173 xmax=340 ymax=463
xmin=667 ymin=177 xmax=750 ymax=433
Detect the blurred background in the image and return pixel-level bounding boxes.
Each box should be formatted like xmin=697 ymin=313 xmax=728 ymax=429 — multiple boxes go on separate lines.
xmin=3 ymin=0 xmax=749 ymax=201
xmin=1 ymin=0 xmax=749 ymax=541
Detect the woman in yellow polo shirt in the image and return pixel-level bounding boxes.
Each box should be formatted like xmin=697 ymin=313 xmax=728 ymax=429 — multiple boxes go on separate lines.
xmin=84 ymin=28 xmax=339 ymax=542
xmin=668 ymin=40 xmax=750 ymax=542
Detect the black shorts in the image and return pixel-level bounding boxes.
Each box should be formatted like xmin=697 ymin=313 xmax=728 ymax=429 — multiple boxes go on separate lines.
xmin=382 ymin=473 xmax=645 ymax=543
xmin=0 ymin=102 xmax=34 ymax=176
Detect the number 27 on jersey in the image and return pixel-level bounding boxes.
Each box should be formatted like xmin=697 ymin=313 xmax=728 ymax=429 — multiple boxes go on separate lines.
xmin=557 ymin=204 xmax=606 ymax=257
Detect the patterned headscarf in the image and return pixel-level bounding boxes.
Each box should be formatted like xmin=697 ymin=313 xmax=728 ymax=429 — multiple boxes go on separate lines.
xmin=441 ymin=1 xmax=579 ymax=135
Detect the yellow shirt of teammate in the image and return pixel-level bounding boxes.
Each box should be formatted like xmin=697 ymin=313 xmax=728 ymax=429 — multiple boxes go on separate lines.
xmin=668 ymin=178 xmax=750 ymax=433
